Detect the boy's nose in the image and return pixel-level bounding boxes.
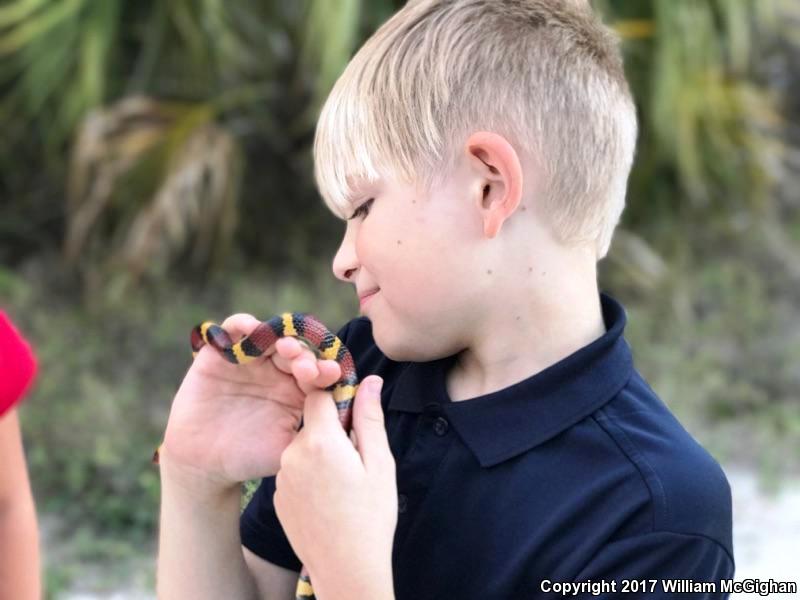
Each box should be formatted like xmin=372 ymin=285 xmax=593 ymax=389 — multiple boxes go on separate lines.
xmin=332 ymin=256 xmax=357 ymax=282
xmin=332 ymin=234 xmax=358 ymax=283
xmin=333 ymin=253 xmax=356 ymax=283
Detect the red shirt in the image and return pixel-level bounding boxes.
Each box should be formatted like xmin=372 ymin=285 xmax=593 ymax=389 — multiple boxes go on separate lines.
xmin=0 ymin=310 xmax=38 ymax=417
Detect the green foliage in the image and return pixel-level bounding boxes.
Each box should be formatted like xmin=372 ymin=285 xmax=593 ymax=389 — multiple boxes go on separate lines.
xmin=0 ymin=0 xmax=795 ymax=286
xmin=64 ymin=98 xmax=243 ymax=286
xmin=44 ymin=562 xmax=77 ymax=600
xmin=595 ymin=0 xmax=787 ymax=230
xmin=615 ymin=222 xmax=800 ymax=477
xmin=0 ymin=0 xmax=121 ymax=148
xmin=242 ymin=479 xmax=260 ymax=513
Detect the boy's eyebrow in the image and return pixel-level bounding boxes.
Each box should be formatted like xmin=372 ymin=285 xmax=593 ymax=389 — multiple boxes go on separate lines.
xmin=342 ymin=177 xmax=380 ymax=217
xmin=346 ymin=175 xmax=381 ymax=194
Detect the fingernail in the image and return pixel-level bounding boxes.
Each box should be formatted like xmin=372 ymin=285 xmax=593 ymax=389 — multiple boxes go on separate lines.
xmin=366 ymin=376 xmax=383 ymax=395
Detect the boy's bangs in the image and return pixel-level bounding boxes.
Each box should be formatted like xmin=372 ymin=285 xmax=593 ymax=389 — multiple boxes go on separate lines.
xmin=314 ymin=88 xmax=400 ymax=220
xmin=313 ymin=65 xmax=457 ymax=221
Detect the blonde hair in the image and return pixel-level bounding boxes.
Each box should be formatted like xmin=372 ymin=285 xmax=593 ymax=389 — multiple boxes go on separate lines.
xmin=313 ymin=0 xmax=638 ymax=260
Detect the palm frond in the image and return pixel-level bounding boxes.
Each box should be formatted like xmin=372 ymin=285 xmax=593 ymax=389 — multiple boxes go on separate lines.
xmin=0 ymin=0 xmax=83 ymax=56
xmin=64 ymin=96 xmax=241 ymax=283
xmin=64 ymin=96 xmax=173 ymax=262
xmin=122 ymin=122 xmax=241 ymax=279
xmin=0 ymin=0 xmax=50 ymax=27
xmin=0 ymin=0 xmax=122 ymax=147
xmin=297 ymin=0 xmax=362 ymax=127
xmin=595 ymin=0 xmax=787 ymax=226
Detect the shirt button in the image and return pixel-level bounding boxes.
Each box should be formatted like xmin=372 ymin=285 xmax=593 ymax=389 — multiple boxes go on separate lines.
xmin=433 ymin=417 xmax=449 ymax=436
xmin=398 ymin=493 xmax=408 ymax=513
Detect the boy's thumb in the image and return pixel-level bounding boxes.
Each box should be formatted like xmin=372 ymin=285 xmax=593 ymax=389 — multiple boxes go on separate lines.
xmin=351 ymin=376 xmax=389 ymax=467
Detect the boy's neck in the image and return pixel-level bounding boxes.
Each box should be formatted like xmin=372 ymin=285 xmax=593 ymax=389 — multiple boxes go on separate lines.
xmin=446 ymin=270 xmax=606 ymax=403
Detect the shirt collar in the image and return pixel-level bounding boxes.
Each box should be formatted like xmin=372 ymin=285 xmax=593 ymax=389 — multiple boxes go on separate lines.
xmin=387 ymin=292 xmax=634 ymax=467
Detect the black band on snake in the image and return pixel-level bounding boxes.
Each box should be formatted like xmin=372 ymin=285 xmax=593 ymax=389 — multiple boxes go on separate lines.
xmin=153 ymin=312 xmax=359 ymax=600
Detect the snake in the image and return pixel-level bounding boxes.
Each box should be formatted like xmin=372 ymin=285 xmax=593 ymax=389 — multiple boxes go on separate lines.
xmin=152 ymin=312 xmax=359 ymax=600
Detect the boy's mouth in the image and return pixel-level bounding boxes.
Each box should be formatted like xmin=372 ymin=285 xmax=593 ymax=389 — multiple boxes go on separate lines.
xmin=359 ymin=289 xmax=379 ymax=309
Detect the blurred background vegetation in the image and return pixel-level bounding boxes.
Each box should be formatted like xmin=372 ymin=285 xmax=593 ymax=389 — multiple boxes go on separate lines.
xmin=0 ymin=0 xmax=798 ymax=597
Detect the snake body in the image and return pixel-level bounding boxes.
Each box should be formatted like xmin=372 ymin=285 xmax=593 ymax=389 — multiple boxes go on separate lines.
xmin=153 ymin=312 xmax=359 ymax=600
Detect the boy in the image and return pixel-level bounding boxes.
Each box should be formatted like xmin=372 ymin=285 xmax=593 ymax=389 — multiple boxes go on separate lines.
xmin=157 ymin=1 xmax=734 ymax=598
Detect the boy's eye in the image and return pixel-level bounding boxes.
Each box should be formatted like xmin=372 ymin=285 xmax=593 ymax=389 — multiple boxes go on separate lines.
xmin=348 ymin=198 xmax=374 ymax=220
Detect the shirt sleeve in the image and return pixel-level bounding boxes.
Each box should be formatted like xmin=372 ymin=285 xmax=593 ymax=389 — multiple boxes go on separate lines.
xmin=569 ymin=530 xmax=735 ymax=599
xmin=0 ymin=310 xmax=38 ymax=417
xmin=239 ymin=318 xmax=358 ymax=571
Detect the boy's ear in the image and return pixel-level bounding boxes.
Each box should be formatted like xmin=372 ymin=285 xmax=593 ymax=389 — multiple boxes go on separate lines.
xmin=465 ymin=131 xmax=523 ymax=239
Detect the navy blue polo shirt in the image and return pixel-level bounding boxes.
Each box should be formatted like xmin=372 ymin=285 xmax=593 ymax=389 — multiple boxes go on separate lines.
xmin=241 ymin=292 xmax=735 ymax=599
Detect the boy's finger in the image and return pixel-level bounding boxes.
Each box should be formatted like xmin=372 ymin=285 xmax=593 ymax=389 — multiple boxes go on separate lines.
xmin=272 ymin=338 xmax=317 ymax=374
xmin=351 ymin=377 xmax=391 ymax=471
xmin=316 ymin=360 xmax=342 ymax=386
xmin=271 ymin=339 xmax=342 ymax=390
xmin=275 ymin=336 xmax=303 ymax=357
xmin=290 ymin=355 xmax=319 ymax=382
xmin=288 ymin=360 xmax=343 ymax=397
xmin=276 ymin=337 xmax=320 ymax=363
xmin=301 ymin=388 xmax=341 ymax=434
xmin=219 ymin=313 xmax=263 ymax=344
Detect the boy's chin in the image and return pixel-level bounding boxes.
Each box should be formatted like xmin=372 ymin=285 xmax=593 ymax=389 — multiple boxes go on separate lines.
xmin=374 ymin=334 xmax=446 ymax=363
xmin=372 ymin=334 xmax=414 ymax=362
xmin=373 ymin=341 xmax=408 ymax=362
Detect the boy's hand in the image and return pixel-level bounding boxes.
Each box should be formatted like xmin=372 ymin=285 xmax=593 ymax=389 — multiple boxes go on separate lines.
xmin=159 ymin=313 xmax=343 ymax=493
xmin=274 ymin=376 xmax=397 ymax=598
